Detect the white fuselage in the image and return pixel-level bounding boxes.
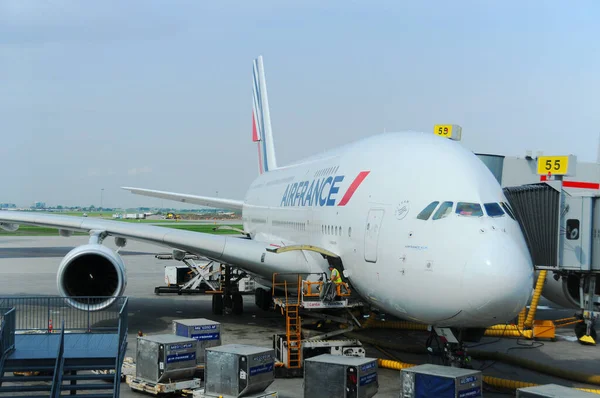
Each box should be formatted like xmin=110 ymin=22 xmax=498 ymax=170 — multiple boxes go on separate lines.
xmin=241 ymin=132 xmax=534 ymax=328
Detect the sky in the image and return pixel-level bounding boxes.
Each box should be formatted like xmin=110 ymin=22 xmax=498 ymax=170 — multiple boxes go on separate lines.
xmin=1 ymin=0 xmax=599 ymax=209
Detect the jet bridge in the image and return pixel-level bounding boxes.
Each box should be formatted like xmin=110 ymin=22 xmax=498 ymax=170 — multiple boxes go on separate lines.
xmin=503 ymin=179 xmax=600 ymax=343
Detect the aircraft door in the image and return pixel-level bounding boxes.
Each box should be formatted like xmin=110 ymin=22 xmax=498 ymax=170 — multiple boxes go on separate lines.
xmin=364 ymin=209 xmax=385 ymax=263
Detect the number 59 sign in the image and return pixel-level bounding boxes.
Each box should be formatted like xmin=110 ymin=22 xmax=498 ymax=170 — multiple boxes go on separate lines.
xmin=536 ymin=155 xmax=577 ymax=176
xmin=433 ymin=124 xmax=462 ymax=141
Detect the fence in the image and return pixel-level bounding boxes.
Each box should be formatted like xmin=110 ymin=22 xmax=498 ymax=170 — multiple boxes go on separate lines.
xmin=0 ymin=296 xmax=128 ymax=333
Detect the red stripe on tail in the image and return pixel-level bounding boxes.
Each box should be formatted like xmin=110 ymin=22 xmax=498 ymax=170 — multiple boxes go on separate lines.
xmin=252 ymin=111 xmax=259 ymax=142
xmin=338 ymin=171 xmax=370 ymax=206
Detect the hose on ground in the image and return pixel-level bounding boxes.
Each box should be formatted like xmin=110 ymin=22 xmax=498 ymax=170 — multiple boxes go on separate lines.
xmin=378 ymin=358 xmax=415 ymax=370
xmin=485 ymin=324 xmax=521 ymax=330
xmin=361 ymin=315 xmax=535 ymax=339
xmin=525 ymin=270 xmax=547 ymax=328
xmin=481 ymin=375 xmax=537 ymax=390
xmin=471 ymin=350 xmax=600 ymax=387
xmin=377 ymin=359 xmax=600 ymax=394
xmin=518 ymin=307 xmax=527 ymax=329
xmin=484 ymin=328 xmax=533 ymax=339
xmin=344 ymin=331 xmax=600 ymax=387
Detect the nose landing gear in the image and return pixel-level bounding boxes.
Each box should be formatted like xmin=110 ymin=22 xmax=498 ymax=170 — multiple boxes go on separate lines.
xmin=574 ymin=313 xmax=597 ymax=345
xmin=426 ymin=327 xmax=485 ymax=368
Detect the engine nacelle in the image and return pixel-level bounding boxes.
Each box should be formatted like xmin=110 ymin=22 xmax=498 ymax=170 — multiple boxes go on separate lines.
xmin=540 ymin=271 xmax=599 ymax=310
xmin=0 ymin=223 xmax=19 ymax=232
xmin=57 ymin=244 xmax=127 ymax=311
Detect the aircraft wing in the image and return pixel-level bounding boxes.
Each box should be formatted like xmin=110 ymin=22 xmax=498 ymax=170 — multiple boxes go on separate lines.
xmin=121 ymin=187 xmax=244 ymax=212
xmin=0 ymin=211 xmax=309 ymax=280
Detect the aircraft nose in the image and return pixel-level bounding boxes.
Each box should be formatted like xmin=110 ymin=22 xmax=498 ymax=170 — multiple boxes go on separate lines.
xmin=462 ymin=237 xmax=534 ymax=325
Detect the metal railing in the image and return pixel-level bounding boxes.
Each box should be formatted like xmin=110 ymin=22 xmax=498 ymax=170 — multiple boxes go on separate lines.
xmin=114 ymin=298 xmax=129 ymax=398
xmin=0 ymin=296 xmax=127 ymax=333
xmin=272 ymin=273 xmax=304 ymax=307
xmin=0 ymin=307 xmax=16 ymax=355
xmin=49 ymin=321 xmax=66 ymax=398
xmin=0 ymin=297 xmax=128 ymax=397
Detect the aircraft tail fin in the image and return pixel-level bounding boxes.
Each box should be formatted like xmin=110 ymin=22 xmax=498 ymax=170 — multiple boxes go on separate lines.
xmin=252 ymin=56 xmax=278 ymax=174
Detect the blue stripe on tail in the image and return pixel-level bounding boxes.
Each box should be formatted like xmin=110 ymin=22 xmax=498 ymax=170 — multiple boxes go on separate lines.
xmin=252 ymin=61 xmax=269 ymax=172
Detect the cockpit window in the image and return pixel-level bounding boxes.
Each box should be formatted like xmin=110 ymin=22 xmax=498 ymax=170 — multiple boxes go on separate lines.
xmin=501 ymin=202 xmax=516 ymax=220
xmin=484 ymin=203 xmax=504 ymax=217
xmin=417 ymin=201 xmax=439 ymax=220
xmin=432 ymin=201 xmax=453 ymax=220
xmin=455 ymin=202 xmax=483 ymax=217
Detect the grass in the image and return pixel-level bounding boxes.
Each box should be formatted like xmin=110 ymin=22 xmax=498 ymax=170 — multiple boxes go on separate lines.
xmin=59 ymin=212 xmax=113 ymax=217
xmin=0 ymin=226 xmax=87 ymax=236
xmin=0 ymin=224 xmax=244 ymax=236
xmin=113 ymin=219 xmax=228 ymax=223
xmin=36 ymin=211 xmax=240 ymax=224
xmin=157 ymin=224 xmax=244 ymax=234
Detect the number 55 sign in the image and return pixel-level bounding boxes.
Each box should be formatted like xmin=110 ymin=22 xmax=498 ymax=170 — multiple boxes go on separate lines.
xmin=536 ymin=155 xmax=577 ymax=176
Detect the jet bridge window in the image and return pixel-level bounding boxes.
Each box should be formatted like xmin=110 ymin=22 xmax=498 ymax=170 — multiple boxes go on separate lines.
xmin=484 ymin=203 xmax=505 ymax=217
xmin=432 ymin=201 xmax=453 ymax=220
xmin=566 ymin=219 xmax=580 ymax=240
xmin=417 ymin=201 xmax=439 ymax=220
xmin=456 ymin=202 xmax=483 ymax=217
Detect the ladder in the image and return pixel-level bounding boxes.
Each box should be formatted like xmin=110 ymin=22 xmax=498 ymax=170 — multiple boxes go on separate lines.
xmin=272 ymin=273 xmax=303 ymax=369
xmin=286 ymin=301 xmax=301 ymax=368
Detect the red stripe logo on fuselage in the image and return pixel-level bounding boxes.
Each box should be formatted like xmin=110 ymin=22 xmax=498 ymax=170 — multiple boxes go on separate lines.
xmin=338 ymin=171 xmax=371 ymax=206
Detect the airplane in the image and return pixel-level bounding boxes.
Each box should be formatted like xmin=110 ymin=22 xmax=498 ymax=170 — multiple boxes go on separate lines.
xmin=0 ymin=55 xmax=536 ymax=364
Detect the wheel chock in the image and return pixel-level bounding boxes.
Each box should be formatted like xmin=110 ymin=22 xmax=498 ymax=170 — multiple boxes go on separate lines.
xmin=579 ymin=335 xmax=596 ymax=345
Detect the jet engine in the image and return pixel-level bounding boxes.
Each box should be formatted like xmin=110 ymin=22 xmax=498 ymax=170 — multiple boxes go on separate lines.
xmin=541 ymin=271 xmax=599 ymax=310
xmin=0 ymin=223 xmax=19 ymax=232
xmin=56 ymin=244 xmax=127 ymax=311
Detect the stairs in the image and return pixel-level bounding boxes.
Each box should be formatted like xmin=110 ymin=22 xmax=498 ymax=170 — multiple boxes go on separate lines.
xmin=272 ymin=273 xmax=303 ymax=370
xmin=0 ymin=359 xmax=118 ymax=397
xmin=286 ymin=303 xmax=302 ymax=369
xmin=0 ymin=325 xmax=123 ymax=397
xmin=0 ymin=297 xmax=129 ymax=398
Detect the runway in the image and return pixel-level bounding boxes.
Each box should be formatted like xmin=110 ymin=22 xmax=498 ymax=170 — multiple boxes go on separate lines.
xmin=1 ymin=236 xmax=600 ymax=397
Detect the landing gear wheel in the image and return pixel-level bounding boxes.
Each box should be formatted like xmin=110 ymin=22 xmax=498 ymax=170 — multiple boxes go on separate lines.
xmin=212 ymin=294 xmax=223 ymax=315
xmin=223 ymin=294 xmax=233 ymax=310
xmin=232 ymin=293 xmax=243 ymax=315
xmin=261 ymin=289 xmax=272 ymax=311
xmin=254 ymin=288 xmax=271 ymax=311
xmin=255 ymin=288 xmax=265 ymax=310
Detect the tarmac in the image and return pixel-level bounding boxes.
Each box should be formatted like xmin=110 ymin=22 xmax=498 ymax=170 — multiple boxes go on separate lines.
xmin=1 ymin=235 xmax=600 ymax=397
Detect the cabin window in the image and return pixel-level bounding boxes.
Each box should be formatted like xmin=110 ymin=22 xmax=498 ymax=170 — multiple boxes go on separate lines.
xmin=417 ymin=201 xmax=439 ymax=220
xmin=484 ymin=203 xmax=504 ymax=217
xmin=432 ymin=201 xmax=453 ymax=220
xmin=456 ymin=202 xmax=483 ymax=217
